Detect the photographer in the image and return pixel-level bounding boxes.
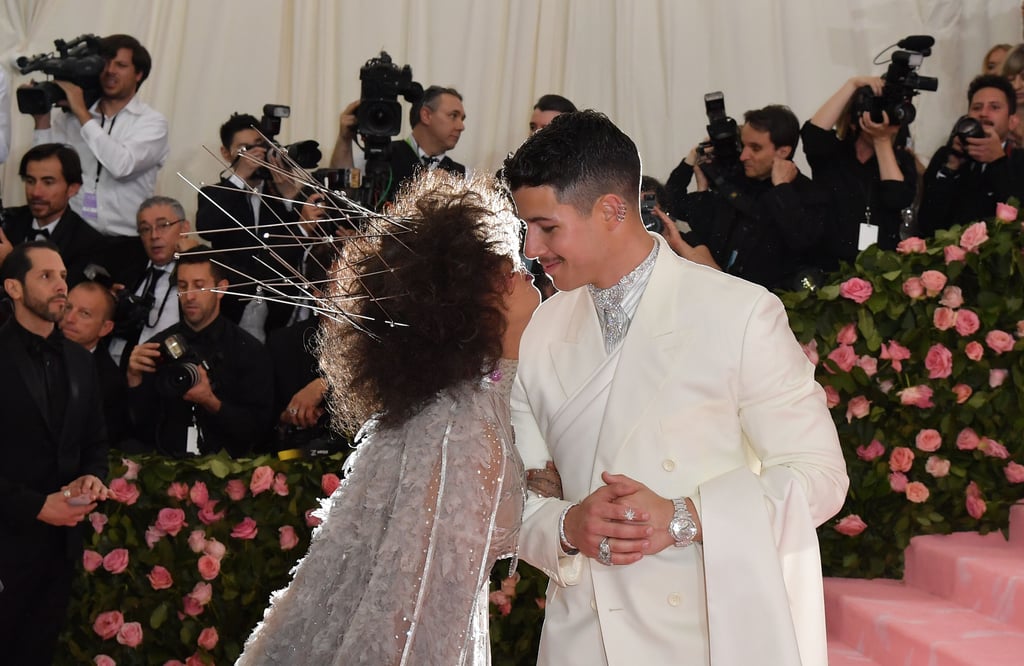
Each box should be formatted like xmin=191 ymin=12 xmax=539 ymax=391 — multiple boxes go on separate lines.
xmin=665 ymin=105 xmax=828 ymax=290
xmin=125 ymin=248 xmax=274 ymax=457
xmin=801 ymin=76 xmax=917 ymax=271
xmin=27 ymin=34 xmax=169 ymax=283
xmin=919 ymin=75 xmax=1024 ymax=236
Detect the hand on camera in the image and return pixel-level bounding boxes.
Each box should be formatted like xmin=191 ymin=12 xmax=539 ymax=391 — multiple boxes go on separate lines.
xmin=182 ymin=365 xmax=221 ymax=413
xmin=849 ymin=76 xmax=884 ymax=97
xmin=233 ymin=142 xmax=267 ymax=182
xmin=52 ymin=80 xmax=90 ymax=122
xmin=964 ymin=127 xmax=1005 ymax=164
xmin=339 ymin=99 xmax=360 ymax=142
xmin=126 ymin=342 xmax=161 ymax=387
xmin=859 ymin=110 xmax=899 ymax=142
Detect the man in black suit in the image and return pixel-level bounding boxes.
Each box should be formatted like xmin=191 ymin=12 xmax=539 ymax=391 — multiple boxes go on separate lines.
xmin=0 ymin=241 xmax=109 ymax=665
xmin=0 ymin=143 xmax=106 ymax=285
xmin=329 ymin=85 xmax=467 ymax=204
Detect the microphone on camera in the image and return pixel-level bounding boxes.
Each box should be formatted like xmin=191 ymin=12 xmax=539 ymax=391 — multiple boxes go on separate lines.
xmin=897 ymin=35 xmax=935 ymax=53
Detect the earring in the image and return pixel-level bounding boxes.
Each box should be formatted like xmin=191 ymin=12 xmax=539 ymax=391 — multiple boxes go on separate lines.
xmin=616 ymin=205 xmax=626 ymax=222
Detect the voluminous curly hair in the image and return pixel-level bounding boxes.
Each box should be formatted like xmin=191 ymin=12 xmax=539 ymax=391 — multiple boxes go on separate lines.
xmin=318 ymin=170 xmax=522 ymax=434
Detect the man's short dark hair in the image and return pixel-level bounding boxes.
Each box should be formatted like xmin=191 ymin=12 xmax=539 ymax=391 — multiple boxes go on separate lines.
xmin=503 ymin=110 xmax=641 ymax=213
xmin=173 ymin=246 xmax=226 ymax=284
xmin=99 ymin=34 xmax=152 ymax=89
xmin=219 ymin=113 xmax=261 ymax=150
xmin=410 ymin=86 xmax=463 ymax=128
xmin=743 ymin=105 xmax=800 ymax=157
xmin=968 ymin=74 xmax=1018 ymax=115
xmin=18 ymin=143 xmax=84 ymax=185
xmin=533 ymin=94 xmax=577 ymax=114
xmin=1 ymin=240 xmax=60 ymax=284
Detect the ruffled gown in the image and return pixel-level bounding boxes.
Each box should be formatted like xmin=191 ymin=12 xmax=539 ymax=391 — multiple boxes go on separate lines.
xmin=237 ymin=359 xmax=525 ymax=665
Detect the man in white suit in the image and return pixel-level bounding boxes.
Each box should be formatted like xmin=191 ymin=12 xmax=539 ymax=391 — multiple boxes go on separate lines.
xmin=504 ymin=110 xmax=849 ymax=666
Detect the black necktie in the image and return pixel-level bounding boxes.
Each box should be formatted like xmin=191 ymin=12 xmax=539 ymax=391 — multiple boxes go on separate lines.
xmin=32 ymin=228 xmax=51 ymax=239
xmin=143 ymin=266 xmax=163 ymax=299
xmin=422 ymin=156 xmax=440 ymax=169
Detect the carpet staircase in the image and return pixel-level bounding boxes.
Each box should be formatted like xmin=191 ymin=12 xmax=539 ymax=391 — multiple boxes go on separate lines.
xmin=824 ymin=502 xmax=1024 ymax=665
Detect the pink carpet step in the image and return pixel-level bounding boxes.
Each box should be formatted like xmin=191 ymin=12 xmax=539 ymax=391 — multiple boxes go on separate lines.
xmin=824 ymin=577 xmax=1024 ymax=666
xmin=826 ymin=639 xmax=883 ymax=665
xmin=904 ymin=531 xmax=1024 ymax=631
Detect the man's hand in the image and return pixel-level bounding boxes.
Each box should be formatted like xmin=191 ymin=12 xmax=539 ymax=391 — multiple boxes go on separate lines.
xmin=859 ymin=110 xmax=899 ymax=144
xmin=61 ymin=474 xmax=110 ymax=503
xmin=37 ymin=490 xmax=95 ymax=527
xmin=52 ymin=80 xmax=91 ymax=125
xmin=0 ymin=227 xmax=13 ymax=267
xmin=268 ymin=149 xmax=300 ymax=201
xmin=607 ymin=472 xmax=703 ymax=555
xmin=338 ymin=99 xmax=360 ymax=143
xmin=965 ymin=126 xmax=1007 ymax=164
xmin=126 ymin=342 xmax=161 ymax=388
xmin=848 ymin=75 xmax=884 ymax=97
xmin=182 ymin=365 xmax=221 ymax=413
xmin=770 ymin=156 xmax=798 ymax=185
xmin=233 ymin=143 xmax=267 ymax=182
xmin=562 ymin=472 xmax=653 ymax=565
xmin=527 ymin=461 xmax=563 ymax=499
xmin=280 ymin=378 xmax=326 ymax=428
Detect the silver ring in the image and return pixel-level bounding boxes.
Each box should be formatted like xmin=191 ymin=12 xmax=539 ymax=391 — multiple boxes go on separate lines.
xmin=623 ymin=507 xmax=636 ymax=521
xmin=63 ymin=489 xmax=71 ymax=498
xmin=598 ymin=537 xmax=612 ymax=566
xmin=288 ymin=407 xmax=298 ymax=415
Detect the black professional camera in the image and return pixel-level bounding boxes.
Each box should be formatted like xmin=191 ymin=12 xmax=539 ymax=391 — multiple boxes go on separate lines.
xmin=948 ymin=115 xmax=986 ymax=158
xmin=357 ymin=51 xmax=423 ymax=145
xmin=16 ymin=34 xmax=105 ymax=116
xmin=697 ymin=91 xmax=743 ymax=187
xmin=81 ymin=263 xmax=153 ymax=340
xmin=156 ymin=334 xmax=209 ymax=398
xmin=851 ymin=35 xmax=938 ymax=126
xmin=247 ymin=104 xmax=322 ymax=181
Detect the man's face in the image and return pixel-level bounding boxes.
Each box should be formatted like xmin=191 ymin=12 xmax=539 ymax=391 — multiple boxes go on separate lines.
xmin=529 ymin=109 xmax=562 ymax=134
xmin=177 ymin=262 xmax=226 ymax=332
xmin=60 ymin=285 xmax=114 ymax=350
xmin=739 ymin=124 xmax=789 ymax=181
xmin=422 ymin=94 xmax=466 ymax=151
xmin=4 ymin=248 xmax=68 ymax=325
xmin=22 ymin=156 xmax=80 ymax=226
xmin=514 ymin=185 xmax=610 ymax=292
xmin=220 ymin=128 xmax=266 ymax=179
xmin=138 ymin=204 xmax=189 ymax=266
xmin=968 ymin=87 xmax=1017 ymax=141
xmin=101 ymin=47 xmax=142 ymax=100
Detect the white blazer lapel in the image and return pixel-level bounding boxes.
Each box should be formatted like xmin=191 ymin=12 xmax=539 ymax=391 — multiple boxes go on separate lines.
xmin=550 ymin=290 xmax=605 ymax=399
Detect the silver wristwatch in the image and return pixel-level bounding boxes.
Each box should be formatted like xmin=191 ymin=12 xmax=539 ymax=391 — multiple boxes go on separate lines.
xmin=668 ymin=497 xmax=698 ymax=548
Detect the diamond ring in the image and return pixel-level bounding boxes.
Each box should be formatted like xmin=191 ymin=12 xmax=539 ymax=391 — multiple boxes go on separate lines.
xmin=623 ymin=507 xmax=636 ymax=521
xmin=598 ymin=537 xmax=613 ymax=566
xmin=288 ymin=407 xmax=298 ymax=415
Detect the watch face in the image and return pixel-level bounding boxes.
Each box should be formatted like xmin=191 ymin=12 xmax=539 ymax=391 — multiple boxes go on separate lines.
xmin=671 ymin=518 xmax=697 ymax=542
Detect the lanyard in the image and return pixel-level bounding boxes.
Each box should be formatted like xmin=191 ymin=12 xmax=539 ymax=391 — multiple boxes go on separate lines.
xmin=94 ymin=113 xmax=118 ymax=186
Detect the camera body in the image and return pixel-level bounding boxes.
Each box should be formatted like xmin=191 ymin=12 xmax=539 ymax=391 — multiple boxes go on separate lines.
xmin=16 ymin=34 xmax=105 ymax=115
xmin=949 ymin=115 xmax=986 ymax=158
xmin=112 ymin=291 xmax=156 ymax=340
xmin=156 ymin=334 xmax=209 ymax=398
xmin=851 ymin=35 xmax=938 ymax=126
xmin=697 ymin=91 xmax=743 ymax=188
xmin=357 ymin=51 xmax=424 ymax=143
xmin=249 ymin=104 xmax=322 ymax=180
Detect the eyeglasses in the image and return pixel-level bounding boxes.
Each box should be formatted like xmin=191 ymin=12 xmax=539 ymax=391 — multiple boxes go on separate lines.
xmin=137 ymin=219 xmax=184 ymax=236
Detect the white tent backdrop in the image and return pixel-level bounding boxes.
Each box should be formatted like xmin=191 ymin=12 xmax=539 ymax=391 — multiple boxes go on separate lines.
xmin=0 ymin=0 xmax=1020 ymax=217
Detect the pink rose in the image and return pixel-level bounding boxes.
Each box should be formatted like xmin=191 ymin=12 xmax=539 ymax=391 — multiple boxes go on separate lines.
xmin=836 ymin=323 xmax=858 ymax=345
xmin=197 ymin=500 xmax=226 ymax=525
xmin=164 ymin=661 xmax=186 ymax=666
xmin=980 ymin=438 xmax=1010 ymax=459
xmin=321 ymin=473 xmax=342 ymax=497
xmin=197 ymin=554 xmax=221 ymax=581
xmin=954 ymin=309 xmax=980 ymax=336
xmin=881 ymin=340 xmax=911 ymax=372
xmin=902 ymin=277 xmax=925 ymax=299
xmin=182 ymin=595 xmax=204 ymax=618
xmin=845 ymin=395 xmax=871 ymax=422
xmin=305 ymin=508 xmax=323 ymax=528
xmin=89 ymin=512 xmax=108 ymax=534
xmin=800 ymin=340 xmax=819 ymax=365
xmin=187 ymin=530 xmax=206 ymax=554
xmin=489 ymin=590 xmax=512 ymax=617
xmin=108 ymin=477 xmax=140 ymax=505
xmin=166 ymin=482 xmax=189 ymax=502
xmin=924 ymin=344 xmax=952 ymax=379
xmin=905 ymin=481 xmax=930 ymax=503
xmin=827 ymin=344 xmax=858 ymax=373
xmin=965 ymin=341 xmax=984 ymax=361
xmin=1004 ymin=462 xmax=1024 ymax=484
xmin=966 ymin=482 xmax=987 ymax=519
xmin=102 ymin=548 xmax=130 ymax=575
xmin=226 ymin=479 xmax=247 ymax=501
xmin=952 ymin=384 xmax=972 ymax=404
xmin=985 ymin=330 xmax=1016 ymax=354
xmin=148 ymin=565 xmax=174 ymax=590
xmin=190 ymin=582 xmax=213 ymax=605
xmin=83 ymin=549 xmax=103 ymax=573
xmin=279 ymin=525 xmax=300 ymax=551
xmin=995 ymin=202 xmax=1018 ymax=221
xmin=920 ymin=270 xmax=947 ymax=296
xmin=203 ymin=539 xmax=226 ymax=560
xmin=94 ymin=655 xmax=115 ymax=666
xmin=834 ymin=514 xmax=867 ymax=536
xmin=889 ymin=472 xmax=908 ymax=492
xmin=898 ymin=385 xmax=934 ymax=409
xmin=250 ymin=465 xmax=275 ymax=496
xmin=856 ymin=439 xmax=885 ymax=461
xmin=925 ymin=456 xmax=950 ymax=478
xmin=857 ymin=355 xmax=878 ymax=377
xmin=896 ymin=237 xmax=927 ymax=254
xmin=959 ymin=221 xmax=989 ymax=252
xmin=933 ymin=307 xmax=957 ymax=331
xmin=878 ymin=379 xmax=895 ymax=394
xmin=186 ymin=656 xmax=207 ymax=666
xmin=92 ymin=610 xmax=124 ymax=640
xmin=938 ymin=286 xmax=964 ymax=309
xmin=889 ymin=446 xmax=914 ymax=473
xmin=823 ymin=384 xmax=840 ymax=408
xmin=915 ymin=428 xmax=942 ymax=452
xmin=944 ymin=244 xmax=967 ymax=264
xmin=154 ymin=508 xmax=187 ymax=536
xmin=197 ymin=627 xmax=219 ymax=651
xmin=121 ymin=457 xmax=141 ymax=481
xmin=990 ymin=369 xmax=1009 ymax=388
xmin=273 ymin=472 xmax=289 ymax=496
xmin=116 ymin=621 xmax=143 ymax=648
xmin=840 ymin=277 xmax=873 ymax=304
xmin=189 ymin=481 xmax=209 ymax=508
xmin=145 ymin=526 xmax=166 ymax=550
xmin=231 ymin=517 xmax=259 ymax=540
xmin=956 ymin=428 xmax=980 ymax=450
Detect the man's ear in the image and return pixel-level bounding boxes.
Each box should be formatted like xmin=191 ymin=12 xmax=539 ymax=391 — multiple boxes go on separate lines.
xmin=220 ymin=145 xmax=232 ymax=162
xmin=99 ymin=319 xmax=115 ymax=338
xmin=67 ymin=181 xmax=82 ymax=198
xmin=215 ymin=279 xmax=229 ymax=302
xmin=419 ymin=104 xmax=432 ymax=127
xmin=777 ymin=145 xmax=793 ymax=160
xmin=1011 ymin=112 xmax=1021 ymax=133
xmin=3 ymin=278 xmax=22 ymax=302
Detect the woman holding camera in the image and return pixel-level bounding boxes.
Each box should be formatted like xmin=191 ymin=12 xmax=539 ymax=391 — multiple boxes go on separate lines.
xmin=801 ymin=76 xmax=918 ymax=272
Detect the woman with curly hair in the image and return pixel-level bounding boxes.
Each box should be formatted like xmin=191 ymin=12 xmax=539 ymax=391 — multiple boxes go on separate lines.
xmin=237 ymin=170 xmax=541 ymax=665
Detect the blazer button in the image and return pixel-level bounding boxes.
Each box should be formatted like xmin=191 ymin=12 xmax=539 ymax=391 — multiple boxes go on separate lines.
xmin=667 ymin=593 xmax=682 ymax=607
xmin=662 ymin=459 xmax=676 ymax=472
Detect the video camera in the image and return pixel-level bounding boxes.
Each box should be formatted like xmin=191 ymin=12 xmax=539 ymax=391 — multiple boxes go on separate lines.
xmin=851 ymin=35 xmax=938 ymax=126
xmin=697 ymin=91 xmax=743 ymax=188
xmin=16 ymin=34 xmax=105 ymax=116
